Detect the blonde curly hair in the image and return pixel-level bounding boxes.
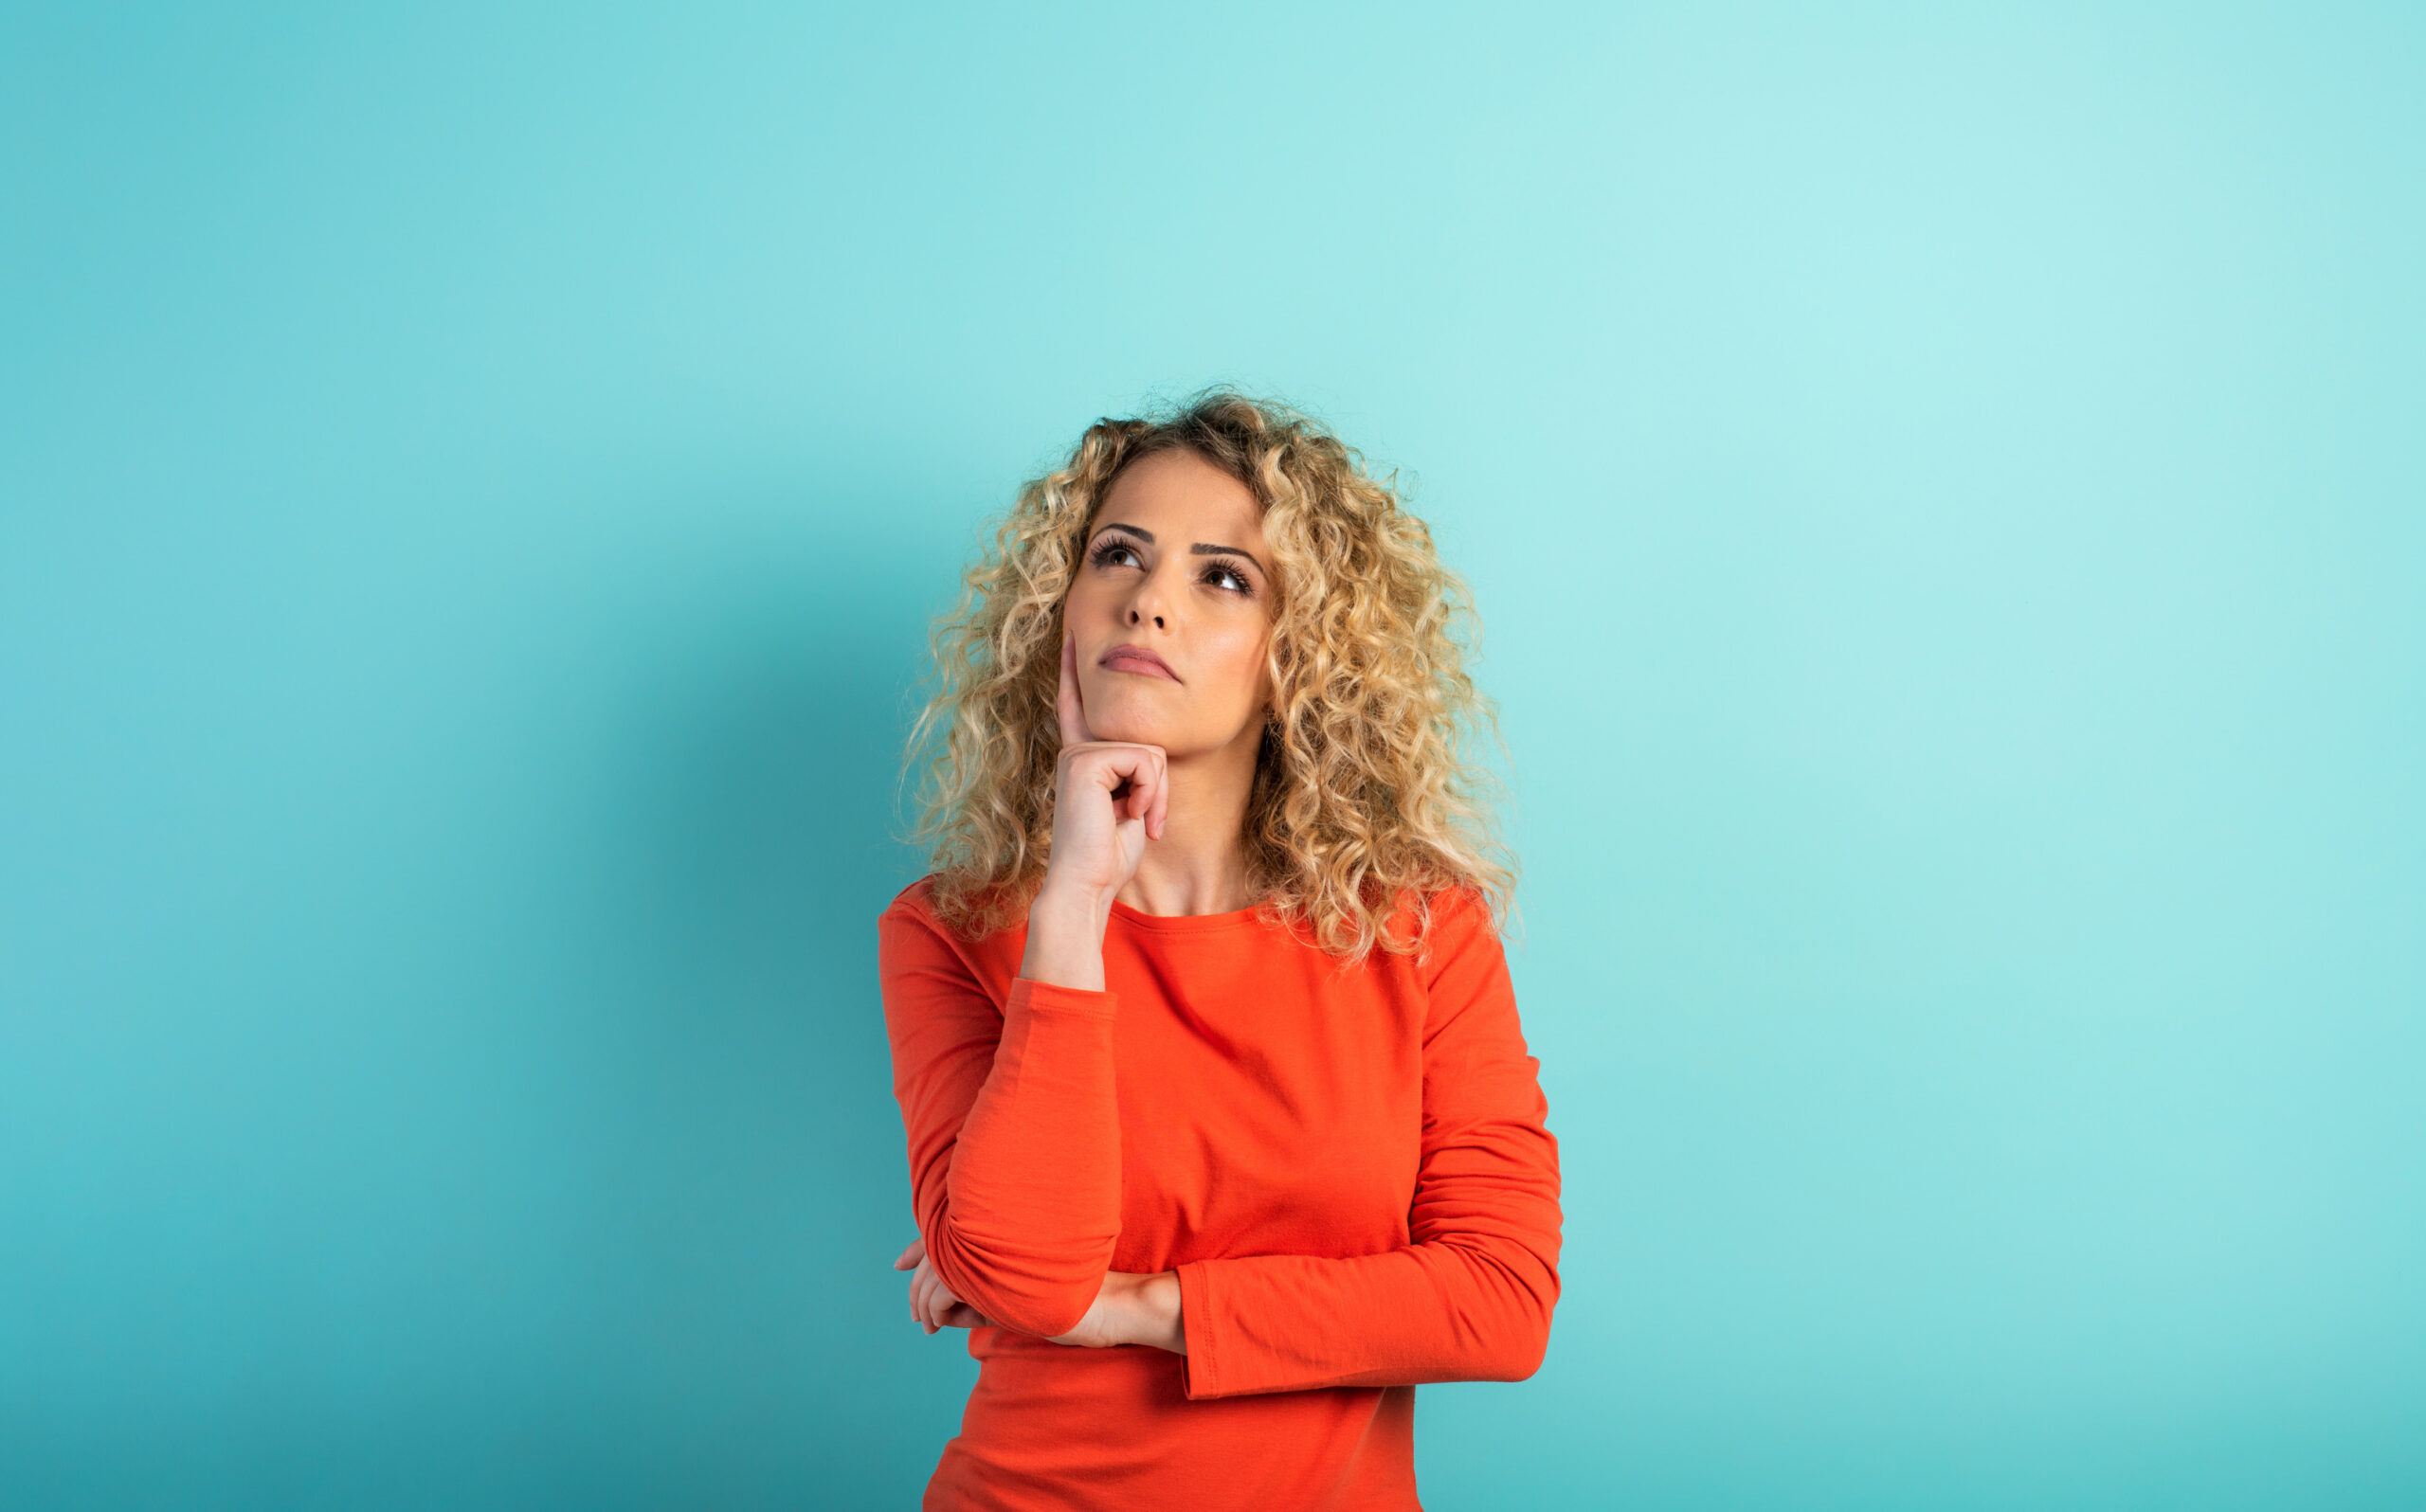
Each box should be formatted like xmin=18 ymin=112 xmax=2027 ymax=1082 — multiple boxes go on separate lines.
xmin=901 ymin=387 xmax=1513 ymax=961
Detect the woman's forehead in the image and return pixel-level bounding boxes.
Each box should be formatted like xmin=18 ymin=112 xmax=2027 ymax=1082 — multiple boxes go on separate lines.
xmin=1095 ymin=450 xmax=1265 ymax=544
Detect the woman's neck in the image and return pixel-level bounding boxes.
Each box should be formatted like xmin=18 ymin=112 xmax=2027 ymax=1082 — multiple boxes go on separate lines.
xmin=1113 ymin=737 xmax=1260 ymax=917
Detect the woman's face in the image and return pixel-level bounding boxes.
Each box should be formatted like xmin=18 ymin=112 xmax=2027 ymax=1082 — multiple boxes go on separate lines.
xmin=1064 ymin=447 xmax=1276 ymax=762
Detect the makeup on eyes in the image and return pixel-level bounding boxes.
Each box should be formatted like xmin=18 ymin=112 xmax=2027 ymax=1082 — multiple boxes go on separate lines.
xmin=1086 ymin=529 xmax=1258 ymax=597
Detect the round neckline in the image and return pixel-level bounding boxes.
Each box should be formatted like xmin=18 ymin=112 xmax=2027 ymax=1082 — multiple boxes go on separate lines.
xmin=1105 ymin=895 xmax=1267 ymax=932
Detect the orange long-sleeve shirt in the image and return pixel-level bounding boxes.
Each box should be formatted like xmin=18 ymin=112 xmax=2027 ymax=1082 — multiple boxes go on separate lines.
xmin=878 ymin=877 xmax=1562 ymax=1511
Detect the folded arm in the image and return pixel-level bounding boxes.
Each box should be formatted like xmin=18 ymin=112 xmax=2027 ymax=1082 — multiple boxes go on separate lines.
xmin=1173 ymin=893 xmax=1564 ymax=1399
xmin=879 ymin=895 xmax=1125 ymax=1339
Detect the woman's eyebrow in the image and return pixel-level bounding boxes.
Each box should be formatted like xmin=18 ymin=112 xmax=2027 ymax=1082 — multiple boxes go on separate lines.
xmin=1095 ymin=522 xmax=1263 ymax=576
xmin=1192 ymin=543 xmax=1266 ymax=574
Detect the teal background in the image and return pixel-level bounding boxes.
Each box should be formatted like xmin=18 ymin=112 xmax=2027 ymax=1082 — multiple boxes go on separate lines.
xmin=4 ymin=3 xmax=2420 ymax=1507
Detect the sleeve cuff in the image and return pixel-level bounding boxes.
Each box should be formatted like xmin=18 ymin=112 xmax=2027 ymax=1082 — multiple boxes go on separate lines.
xmin=1176 ymin=1259 xmax=1222 ymax=1399
xmin=1005 ymin=976 xmax=1119 ymax=1021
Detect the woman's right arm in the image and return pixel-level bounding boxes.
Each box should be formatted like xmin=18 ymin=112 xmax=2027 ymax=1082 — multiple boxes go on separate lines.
xmin=878 ymin=630 xmax=1168 ymax=1337
xmin=878 ymin=895 xmax=1124 ymax=1339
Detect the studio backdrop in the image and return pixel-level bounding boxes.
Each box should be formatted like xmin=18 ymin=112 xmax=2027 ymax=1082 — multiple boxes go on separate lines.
xmin=3 ymin=3 xmax=2420 ymax=1508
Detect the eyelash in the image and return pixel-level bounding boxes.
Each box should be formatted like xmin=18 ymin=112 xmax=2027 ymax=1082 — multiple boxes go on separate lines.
xmin=1086 ymin=538 xmax=1256 ymax=597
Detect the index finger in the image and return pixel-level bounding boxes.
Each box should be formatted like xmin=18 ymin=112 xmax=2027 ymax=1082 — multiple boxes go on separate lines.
xmin=1057 ymin=627 xmax=1094 ymax=749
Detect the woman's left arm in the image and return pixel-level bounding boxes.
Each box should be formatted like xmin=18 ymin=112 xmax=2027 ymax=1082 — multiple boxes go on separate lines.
xmin=1168 ymin=891 xmax=1564 ymax=1399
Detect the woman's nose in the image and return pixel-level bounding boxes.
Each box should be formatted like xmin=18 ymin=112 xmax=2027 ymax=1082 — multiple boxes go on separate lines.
xmin=1125 ymin=572 xmax=1170 ymax=630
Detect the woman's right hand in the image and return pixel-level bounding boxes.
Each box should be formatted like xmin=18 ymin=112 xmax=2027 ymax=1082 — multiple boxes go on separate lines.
xmin=1041 ymin=628 xmax=1168 ymax=905
xmin=1019 ymin=630 xmax=1167 ymax=990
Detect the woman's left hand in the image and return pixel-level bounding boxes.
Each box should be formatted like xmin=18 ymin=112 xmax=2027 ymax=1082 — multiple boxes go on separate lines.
xmin=894 ymin=1236 xmax=994 ymax=1333
xmin=893 ymin=1237 xmax=1183 ymax=1353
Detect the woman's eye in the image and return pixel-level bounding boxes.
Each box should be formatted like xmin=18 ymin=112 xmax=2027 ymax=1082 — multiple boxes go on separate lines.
xmin=1205 ymin=564 xmax=1251 ymax=593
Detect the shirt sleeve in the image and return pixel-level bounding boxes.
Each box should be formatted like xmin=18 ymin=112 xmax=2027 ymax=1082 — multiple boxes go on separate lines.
xmin=1171 ymin=891 xmax=1563 ymax=1399
xmin=878 ymin=893 xmax=1126 ymax=1339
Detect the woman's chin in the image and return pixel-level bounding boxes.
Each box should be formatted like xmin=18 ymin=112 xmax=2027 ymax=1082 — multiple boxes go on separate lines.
xmin=1087 ymin=713 xmax=1180 ymax=749
xmin=1079 ymin=683 xmax=1183 ymax=747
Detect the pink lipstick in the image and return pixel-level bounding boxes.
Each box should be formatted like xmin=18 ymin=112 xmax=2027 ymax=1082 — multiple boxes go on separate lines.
xmin=1099 ymin=643 xmax=1179 ymax=681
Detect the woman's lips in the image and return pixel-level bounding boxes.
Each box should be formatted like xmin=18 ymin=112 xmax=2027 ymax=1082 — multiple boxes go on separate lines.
xmin=1099 ymin=645 xmax=1179 ymax=681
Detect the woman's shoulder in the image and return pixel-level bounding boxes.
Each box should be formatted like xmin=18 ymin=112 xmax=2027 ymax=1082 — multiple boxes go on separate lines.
xmin=877 ymin=874 xmax=1030 ymax=1000
xmin=881 ymin=873 xmax=942 ymax=920
xmin=878 ymin=875 xmax=974 ymax=954
xmin=1328 ymin=880 xmax=1506 ymax=981
xmin=876 ymin=875 xmax=943 ymax=945
xmin=878 ymin=873 xmax=1027 ymax=950
xmin=1384 ymin=881 xmax=1501 ymax=944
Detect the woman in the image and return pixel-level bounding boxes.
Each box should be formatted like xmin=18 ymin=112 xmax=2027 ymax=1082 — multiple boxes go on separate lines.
xmin=878 ymin=389 xmax=1561 ymax=1510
